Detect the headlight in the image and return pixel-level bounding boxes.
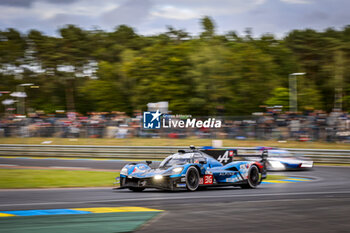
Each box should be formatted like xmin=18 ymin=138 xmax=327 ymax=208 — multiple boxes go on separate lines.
xmin=154 ymin=175 xmax=163 ymax=180
xmin=120 ymin=167 xmax=128 ymax=175
xmin=172 ymin=167 xmax=183 ymax=174
xmin=269 ymin=161 xmax=285 ymax=169
xmin=300 ymin=161 xmax=313 ymax=168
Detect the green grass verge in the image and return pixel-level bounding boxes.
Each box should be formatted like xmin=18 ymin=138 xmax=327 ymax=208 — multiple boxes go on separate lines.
xmin=0 ymin=168 xmax=284 ymax=189
xmin=1 ymin=137 xmax=350 ymax=149
xmin=315 ymin=163 xmax=350 ymax=166
xmin=0 ymin=169 xmax=119 ymax=189
xmin=265 ymin=174 xmax=287 ymax=180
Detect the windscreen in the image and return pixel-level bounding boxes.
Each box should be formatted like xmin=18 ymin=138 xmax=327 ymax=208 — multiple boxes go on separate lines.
xmin=159 ymin=153 xmax=193 ymax=167
xmin=268 ymin=150 xmax=293 ymax=157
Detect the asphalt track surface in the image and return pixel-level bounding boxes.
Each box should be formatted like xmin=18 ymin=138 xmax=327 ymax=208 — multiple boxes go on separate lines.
xmin=1 ymin=157 xmax=350 ymax=232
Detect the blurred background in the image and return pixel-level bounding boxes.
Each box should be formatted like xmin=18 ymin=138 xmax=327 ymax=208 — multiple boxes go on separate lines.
xmin=0 ymin=0 xmax=349 ymax=143
xmin=1 ymin=23 xmax=350 ymax=143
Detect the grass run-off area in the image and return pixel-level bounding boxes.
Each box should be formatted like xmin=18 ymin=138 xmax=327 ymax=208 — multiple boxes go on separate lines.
xmin=0 ymin=169 xmax=284 ymax=189
xmin=0 ymin=169 xmax=119 ymax=189
xmin=1 ymin=137 xmax=350 ymax=149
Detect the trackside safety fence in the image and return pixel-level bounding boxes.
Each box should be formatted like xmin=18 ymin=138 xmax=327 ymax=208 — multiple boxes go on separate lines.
xmin=0 ymin=144 xmax=350 ymax=164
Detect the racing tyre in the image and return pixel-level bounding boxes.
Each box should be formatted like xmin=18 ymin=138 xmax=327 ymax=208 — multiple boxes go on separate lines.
xmin=185 ymin=166 xmax=200 ymax=191
xmin=240 ymin=165 xmax=261 ymax=189
xmin=129 ymin=187 xmax=145 ymax=192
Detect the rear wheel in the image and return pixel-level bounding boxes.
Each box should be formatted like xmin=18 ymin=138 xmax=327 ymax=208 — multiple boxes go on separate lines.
xmin=186 ymin=166 xmax=200 ymax=191
xmin=240 ymin=165 xmax=261 ymax=189
xmin=129 ymin=187 xmax=145 ymax=192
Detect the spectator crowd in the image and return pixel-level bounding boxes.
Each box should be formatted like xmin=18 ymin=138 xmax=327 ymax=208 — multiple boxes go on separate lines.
xmin=1 ymin=110 xmax=350 ymax=142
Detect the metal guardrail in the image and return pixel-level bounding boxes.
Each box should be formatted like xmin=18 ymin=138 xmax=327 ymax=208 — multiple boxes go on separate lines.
xmin=0 ymin=144 xmax=350 ymax=164
xmin=0 ymin=144 xmax=183 ymax=160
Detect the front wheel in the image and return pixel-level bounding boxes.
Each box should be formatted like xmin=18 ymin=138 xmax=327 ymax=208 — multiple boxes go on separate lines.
xmin=240 ymin=165 xmax=261 ymax=189
xmin=185 ymin=166 xmax=200 ymax=191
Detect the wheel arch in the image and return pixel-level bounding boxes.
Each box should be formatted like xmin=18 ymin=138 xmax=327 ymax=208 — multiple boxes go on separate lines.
xmin=183 ymin=164 xmax=202 ymax=175
xmin=252 ymin=162 xmax=263 ymax=173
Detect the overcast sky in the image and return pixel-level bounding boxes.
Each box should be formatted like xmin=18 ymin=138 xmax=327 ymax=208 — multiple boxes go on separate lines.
xmin=0 ymin=0 xmax=349 ymax=37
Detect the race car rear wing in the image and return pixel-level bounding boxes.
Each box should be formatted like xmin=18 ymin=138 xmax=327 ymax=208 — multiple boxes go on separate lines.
xmin=200 ymin=148 xmax=268 ymax=165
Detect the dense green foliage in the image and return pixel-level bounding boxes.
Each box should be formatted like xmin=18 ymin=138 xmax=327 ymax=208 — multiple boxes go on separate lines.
xmin=0 ymin=17 xmax=349 ymax=115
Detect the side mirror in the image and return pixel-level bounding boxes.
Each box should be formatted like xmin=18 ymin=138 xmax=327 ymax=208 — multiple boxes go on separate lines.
xmin=199 ymin=158 xmax=207 ymax=164
xmin=146 ymin=161 xmax=152 ymax=166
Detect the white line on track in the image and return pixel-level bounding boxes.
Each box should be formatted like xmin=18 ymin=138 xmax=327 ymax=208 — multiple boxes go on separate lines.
xmin=0 ymin=164 xmax=17 ymax=166
xmin=0 ymin=190 xmax=350 ymax=207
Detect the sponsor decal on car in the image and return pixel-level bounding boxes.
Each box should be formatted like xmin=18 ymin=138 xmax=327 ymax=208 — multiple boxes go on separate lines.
xmin=219 ymin=172 xmax=235 ymax=176
xmin=199 ymin=175 xmax=214 ymax=185
xmin=203 ymin=175 xmax=213 ymax=184
xmin=226 ymin=177 xmax=239 ymax=182
xmin=240 ymin=164 xmax=249 ymax=170
xmin=140 ymin=180 xmax=147 ymax=186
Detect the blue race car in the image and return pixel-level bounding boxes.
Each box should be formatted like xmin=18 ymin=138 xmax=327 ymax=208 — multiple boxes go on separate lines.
xmin=116 ymin=146 xmax=267 ymax=192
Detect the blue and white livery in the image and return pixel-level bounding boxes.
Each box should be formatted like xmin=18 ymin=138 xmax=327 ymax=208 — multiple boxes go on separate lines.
xmin=116 ymin=146 xmax=267 ymax=192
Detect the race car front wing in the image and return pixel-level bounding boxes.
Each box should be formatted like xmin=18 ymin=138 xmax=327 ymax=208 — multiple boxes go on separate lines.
xmin=115 ymin=175 xmax=187 ymax=191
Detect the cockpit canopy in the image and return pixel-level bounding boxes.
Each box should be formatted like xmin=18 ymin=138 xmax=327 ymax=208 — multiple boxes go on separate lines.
xmin=268 ymin=150 xmax=294 ymax=157
xmin=159 ymin=152 xmax=209 ymax=168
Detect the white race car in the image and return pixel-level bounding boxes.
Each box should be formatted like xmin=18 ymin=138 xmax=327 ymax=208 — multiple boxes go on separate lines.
xmin=262 ymin=149 xmax=313 ymax=171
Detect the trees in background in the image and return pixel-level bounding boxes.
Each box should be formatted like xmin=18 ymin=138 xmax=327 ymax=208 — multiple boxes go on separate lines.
xmin=0 ymin=17 xmax=349 ymax=116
